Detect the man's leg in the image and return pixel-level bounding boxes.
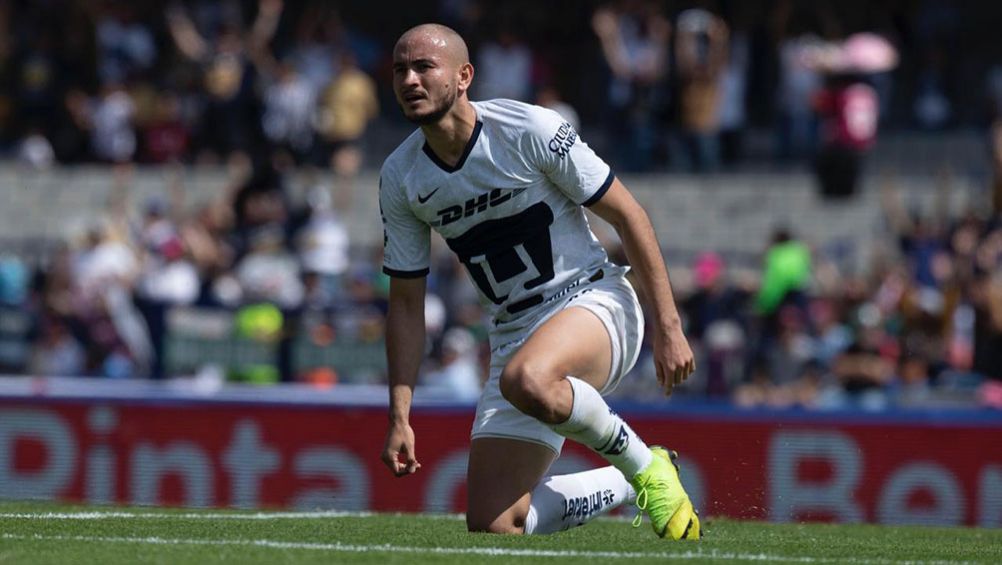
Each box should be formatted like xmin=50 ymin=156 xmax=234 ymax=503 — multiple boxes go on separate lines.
xmin=498 ymin=306 xmax=653 ymax=476
xmin=466 ymin=437 xmax=551 ymax=533
xmin=498 ymin=306 xmax=699 ymax=540
xmin=466 ymin=437 xmax=634 ymax=534
xmin=524 ymin=465 xmax=635 ymax=534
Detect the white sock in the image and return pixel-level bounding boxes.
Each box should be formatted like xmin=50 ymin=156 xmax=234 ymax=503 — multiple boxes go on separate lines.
xmin=550 ymin=377 xmax=653 ymax=479
xmin=524 ymin=466 xmax=636 ymax=534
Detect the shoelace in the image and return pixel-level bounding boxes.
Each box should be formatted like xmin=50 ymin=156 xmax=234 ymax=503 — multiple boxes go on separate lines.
xmin=632 ymin=486 xmax=648 ymax=527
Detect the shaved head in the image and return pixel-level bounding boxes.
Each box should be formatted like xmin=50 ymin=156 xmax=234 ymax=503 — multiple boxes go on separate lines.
xmin=395 ymin=23 xmax=469 ymax=68
xmin=391 ymin=23 xmax=474 ymax=125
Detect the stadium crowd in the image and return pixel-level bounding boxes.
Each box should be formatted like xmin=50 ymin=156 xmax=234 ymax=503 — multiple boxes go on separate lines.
xmin=1 ymin=0 xmax=1002 ymax=410
xmin=2 ymin=0 xmax=1000 ymax=170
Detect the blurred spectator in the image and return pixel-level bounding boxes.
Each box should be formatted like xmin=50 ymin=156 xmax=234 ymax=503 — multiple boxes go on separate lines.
xmin=137 ymin=234 xmax=199 ymax=306
xmin=137 ymin=195 xmax=176 ymax=252
xmin=972 ymin=271 xmax=1002 ymax=385
xmin=28 ymin=316 xmax=86 ymax=377
xmin=233 ymin=301 xmax=284 ymax=383
xmin=675 ymin=5 xmax=728 ymax=172
xmin=473 ymin=25 xmax=534 ymax=102
xmin=809 ymin=297 xmax=852 ymax=368
xmin=51 ymin=89 xmax=94 ymax=163
xmin=314 ymin=50 xmax=379 ymax=187
xmin=992 ymin=110 xmax=1002 ymax=216
xmin=770 ymin=0 xmax=831 ymax=160
xmin=424 ymin=291 xmax=448 ymax=347
xmin=891 ymin=353 xmax=934 ymax=408
xmin=684 ymin=252 xmax=741 ymax=340
xmin=880 ymin=175 xmax=948 ymax=290
xmin=420 ymin=327 xmax=483 ymax=401
xmin=165 ymin=0 xmax=282 ymax=162
xmin=0 ymin=305 xmax=28 ymax=378
xmin=295 ymin=185 xmax=350 ymax=304
xmin=750 ymin=228 xmax=813 ymax=385
xmin=231 ymin=168 xmax=290 ymax=256
xmin=827 ymin=324 xmax=895 ymax=410
xmin=93 ymin=2 xmax=156 ymax=85
xmin=436 ymin=0 xmax=481 ymax=38
xmin=73 ymin=222 xmax=139 ymax=296
xmin=536 ymin=85 xmax=580 ymax=132
xmin=90 ymin=82 xmax=136 ymax=164
xmin=133 ymin=195 xmax=200 ymax=379
xmin=71 ymin=219 xmax=153 ymax=378
xmin=809 ymin=30 xmax=899 ymax=199
xmin=767 ymin=306 xmax=816 ymax=389
xmin=715 ymin=7 xmax=751 ymax=167
xmin=17 ymin=127 xmax=55 ymax=169
xmin=0 ymin=254 xmax=28 ymax=306
xmin=140 ymin=92 xmax=191 ymax=163
xmin=755 ymin=228 xmax=812 ymax=317
xmin=592 ymin=0 xmax=669 ymax=171
xmin=912 ymin=45 xmax=952 ymax=130
xmin=734 ymin=347 xmax=819 ymax=409
xmin=288 ymin=4 xmax=346 ymax=96
xmin=813 ymin=73 xmax=878 ymax=198
xmin=261 ymin=59 xmax=316 ymax=165
xmin=179 ymin=199 xmax=235 ymax=304
xmin=36 ymin=245 xmax=76 ymax=319
xmin=235 ymin=226 xmax=303 ymax=310
xmin=12 ymin=30 xmax=61 ymax=139
xmin=682 ymin=252 xmax=749 ymax=397
xmin=431 ymin=254 xmax=484 ymax=335
xmin=330 ymin=267 xmax=387 ymax=346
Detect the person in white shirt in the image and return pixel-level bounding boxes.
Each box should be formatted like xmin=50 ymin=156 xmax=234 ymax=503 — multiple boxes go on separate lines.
xmin=379 ymin=24 xmax=700 ymax=540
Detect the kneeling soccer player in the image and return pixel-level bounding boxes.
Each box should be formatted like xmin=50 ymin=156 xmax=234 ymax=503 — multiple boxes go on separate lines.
xmin=379 ymin=23 xmax=700 ymax=540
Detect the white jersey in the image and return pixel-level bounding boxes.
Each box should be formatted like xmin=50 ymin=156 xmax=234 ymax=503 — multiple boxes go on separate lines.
xmin=379 ymin=99 xmax=623 ymax=328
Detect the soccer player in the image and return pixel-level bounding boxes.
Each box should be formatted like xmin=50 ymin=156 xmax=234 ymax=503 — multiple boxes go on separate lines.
xmin=379 ymin=23 xmax=701 ymax=540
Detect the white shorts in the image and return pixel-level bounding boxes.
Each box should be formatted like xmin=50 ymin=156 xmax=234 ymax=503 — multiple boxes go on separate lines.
xmin=470 ymin=271 xmax=644 ymax=455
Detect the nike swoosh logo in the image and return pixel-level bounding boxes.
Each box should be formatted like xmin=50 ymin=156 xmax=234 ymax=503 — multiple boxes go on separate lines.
xmin=417 ymin=187 xmax=440 ymax=204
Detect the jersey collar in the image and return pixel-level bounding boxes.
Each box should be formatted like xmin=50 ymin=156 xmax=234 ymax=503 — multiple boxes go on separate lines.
xmin=422 ymin=119 xmax=483 ymax=173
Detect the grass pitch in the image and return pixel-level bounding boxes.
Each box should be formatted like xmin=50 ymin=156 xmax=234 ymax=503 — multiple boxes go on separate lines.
xmin=1 ymin=501 xmax=999 ymax=564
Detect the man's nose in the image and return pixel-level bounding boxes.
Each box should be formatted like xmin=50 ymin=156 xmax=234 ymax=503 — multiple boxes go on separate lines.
xmin=402 ymin=68 xmax=420 ymax=87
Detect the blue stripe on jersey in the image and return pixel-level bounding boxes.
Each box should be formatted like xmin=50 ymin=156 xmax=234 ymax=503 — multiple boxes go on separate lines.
xmin=582 ymin=170 xmax=615 ymax=207
xmin=382 ymin=266 xmax=430 ymax=278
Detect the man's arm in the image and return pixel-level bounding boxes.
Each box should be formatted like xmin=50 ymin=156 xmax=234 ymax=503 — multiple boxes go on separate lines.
xmin=165 ymin=3 xmax=209 ymax=62
xmin=380 ymin=276 xmax=427 ymax=476
xmin=588 ymin=178 xmax=695 ymax=395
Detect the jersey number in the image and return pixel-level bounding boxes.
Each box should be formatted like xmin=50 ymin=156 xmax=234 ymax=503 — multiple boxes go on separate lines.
xmin=446 ymin=203 xmax=555 ymax=315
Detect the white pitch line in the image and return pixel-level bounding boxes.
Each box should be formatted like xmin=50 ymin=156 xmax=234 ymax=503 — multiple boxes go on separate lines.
xmin=0 ymin=510 xmax=463 ymax=521
xmin=0 ymin=533 xmax=972 ymax=565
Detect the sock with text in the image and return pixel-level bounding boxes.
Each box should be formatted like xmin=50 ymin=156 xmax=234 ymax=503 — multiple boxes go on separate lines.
xmin=524 ymin=466 xmax=636 ymax=534
xmin=550 ymin=376 xmax=654 ymax=478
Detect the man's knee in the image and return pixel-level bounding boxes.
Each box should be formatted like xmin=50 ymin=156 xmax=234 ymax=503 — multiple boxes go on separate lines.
xmin=466 ymin=512 xmax=525 ymax=534
xmin=499 ymin=361 xmax=561 ymax=422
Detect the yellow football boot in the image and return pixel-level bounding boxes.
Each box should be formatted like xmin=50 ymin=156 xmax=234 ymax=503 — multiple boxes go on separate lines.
xmin=630 ymin=446 xmax=701 ymax=540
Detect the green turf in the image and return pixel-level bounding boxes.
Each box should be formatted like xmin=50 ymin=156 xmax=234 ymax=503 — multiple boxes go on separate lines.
xmin=1 ymin=501 xmax=999 ymax=564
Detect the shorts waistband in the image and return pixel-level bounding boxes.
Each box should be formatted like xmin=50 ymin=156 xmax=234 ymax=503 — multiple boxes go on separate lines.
xmin=492 ymin=268 xmax=605 ymax=328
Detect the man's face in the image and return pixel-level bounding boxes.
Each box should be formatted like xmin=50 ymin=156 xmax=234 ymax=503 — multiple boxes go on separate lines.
xmin=392 ymin=36 xmax=459 ymax=125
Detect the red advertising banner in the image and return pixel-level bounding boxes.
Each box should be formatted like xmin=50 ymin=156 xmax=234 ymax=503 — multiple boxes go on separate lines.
xmin=1 ymin=399 xmax=1000 ymax=527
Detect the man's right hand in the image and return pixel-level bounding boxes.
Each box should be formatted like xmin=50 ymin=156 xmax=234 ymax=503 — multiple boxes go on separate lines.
xmin=381 ymin=421 xmax=421 ymax=477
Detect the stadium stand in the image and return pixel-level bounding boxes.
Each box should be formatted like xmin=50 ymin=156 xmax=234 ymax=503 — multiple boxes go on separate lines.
xmin=1 ymin=0 xmax=1001 ymax=411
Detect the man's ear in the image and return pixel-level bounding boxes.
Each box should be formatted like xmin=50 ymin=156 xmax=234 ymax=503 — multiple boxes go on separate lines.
xmin=457 ymin=62 xmax=475 ymax=95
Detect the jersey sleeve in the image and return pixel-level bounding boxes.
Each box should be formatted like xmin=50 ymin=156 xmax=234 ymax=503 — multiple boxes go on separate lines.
xmin=522 ymin=106 xmax=614 ymax=207
xmin=379 ymin=172 xmax=430 ymax=278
